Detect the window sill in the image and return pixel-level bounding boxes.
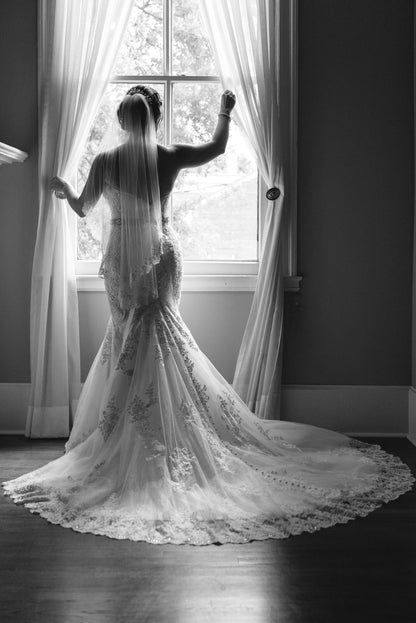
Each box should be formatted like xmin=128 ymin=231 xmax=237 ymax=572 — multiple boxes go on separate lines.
xmin=76 ymin=274 xmax=302 ymax=293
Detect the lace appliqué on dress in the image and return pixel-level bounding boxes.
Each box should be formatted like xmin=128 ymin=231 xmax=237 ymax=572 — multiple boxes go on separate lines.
xmin=218 ymin=392 xmax=244 ymax=437
xmin=168 ymin=447 xmax=198 ymax=491
xmin=99 ymin=325 xmax=113 ymax=366
xmin=3 ymin=441 xmax=413 ymax=545
xmin=127 ymin=383 xmax=159 ymax=439
xmin=98 ymin=396 xmax=121 ymax=441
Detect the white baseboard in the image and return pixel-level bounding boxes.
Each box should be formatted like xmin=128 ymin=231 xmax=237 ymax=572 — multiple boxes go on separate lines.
xmin=0 ymin=383 xmax=412 ymax=437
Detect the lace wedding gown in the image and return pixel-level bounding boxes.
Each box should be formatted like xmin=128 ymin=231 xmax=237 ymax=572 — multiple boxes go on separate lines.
xmin=3 ymin=184 xmax=414 ymax=545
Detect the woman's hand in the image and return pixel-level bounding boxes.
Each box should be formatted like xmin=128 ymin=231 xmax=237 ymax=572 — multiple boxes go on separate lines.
xmin=49 ymin=176 xmax=85 ymax=216
xmin=50 ymin=176 xmax=69 ymax=199
xmin=220 ymin=90 xmax=236 ymax=115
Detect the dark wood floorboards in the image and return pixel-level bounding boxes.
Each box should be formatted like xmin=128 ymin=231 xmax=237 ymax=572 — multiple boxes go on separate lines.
xmin=0 ymin=436 xmax=415 ymax=623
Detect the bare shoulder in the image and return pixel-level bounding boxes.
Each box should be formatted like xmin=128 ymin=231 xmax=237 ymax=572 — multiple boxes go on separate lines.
xmin=157 ymin=144 xmax=179 ymax=158
xmin=157 ymin=144 xmax=182 ymax=173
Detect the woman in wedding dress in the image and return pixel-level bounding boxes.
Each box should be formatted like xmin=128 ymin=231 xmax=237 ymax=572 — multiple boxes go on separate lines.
xmin=3 ymin=86 xmax=414 ymax=545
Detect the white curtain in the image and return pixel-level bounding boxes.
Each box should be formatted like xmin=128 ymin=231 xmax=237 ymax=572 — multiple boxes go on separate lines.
xmin=27 ymin=0 xmax=134 ymax=437
xmin=200 ymin=0 xmax=285 ymax=419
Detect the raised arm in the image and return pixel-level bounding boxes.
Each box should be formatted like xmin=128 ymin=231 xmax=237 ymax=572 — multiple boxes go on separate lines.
xmin=49 ymin=153 xmax=105 ymax=217
xmin=171 ymin=91 xmax=236 ymax=169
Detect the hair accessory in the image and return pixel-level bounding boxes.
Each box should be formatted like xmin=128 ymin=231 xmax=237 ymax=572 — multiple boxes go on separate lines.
xmin=218 ymin=112 xmax=231 ymax=119
xmin=125 ymin=85 xmax=162 ymax=121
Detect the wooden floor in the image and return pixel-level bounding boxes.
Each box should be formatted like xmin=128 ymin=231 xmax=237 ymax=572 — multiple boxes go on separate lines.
xmin=0 ymin=436 xmax=415 ymax=623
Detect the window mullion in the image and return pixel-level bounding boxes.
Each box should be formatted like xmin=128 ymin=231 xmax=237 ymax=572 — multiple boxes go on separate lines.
xmin=166 ymin=78 xmax=173 ymax=221
xmin=166 ymin=79 xmax=172 ymax=146
xmin=164 ymin=0 xmax=172 ymax=75
xmin=163 ymin=0 xmax=173 ymax=145
xmin=164 ymin=0 xmax=173 ymax=219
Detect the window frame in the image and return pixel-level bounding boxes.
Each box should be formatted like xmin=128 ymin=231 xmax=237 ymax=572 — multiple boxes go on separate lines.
xmin=74 ymin=0 xmax=300 ymax=293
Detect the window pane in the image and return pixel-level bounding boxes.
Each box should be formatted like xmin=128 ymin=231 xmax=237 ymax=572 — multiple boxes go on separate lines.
xmin=112 ymin=0 xmax=163 ymax=76
xmin=172 ymin=82 xmax=258 ymax=261
xmin=172 ymin=0 xmax=216 ymax=76
xmin=77 ymin=83 xmax=165 ymax=261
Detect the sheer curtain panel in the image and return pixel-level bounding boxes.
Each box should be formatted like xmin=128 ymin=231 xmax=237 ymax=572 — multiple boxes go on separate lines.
xmin=27 ymin=0 xmax=134 ymax=437
xmin=200 ymin=0 xmax=285 ymax=419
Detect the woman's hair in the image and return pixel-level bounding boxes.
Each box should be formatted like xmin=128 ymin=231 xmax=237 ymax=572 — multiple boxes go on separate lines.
xmin=117 ymin=85 xmax=163 ymax=131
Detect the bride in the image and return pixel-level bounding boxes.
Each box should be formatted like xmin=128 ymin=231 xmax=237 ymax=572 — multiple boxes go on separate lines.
xmin=3 ymin=86 xmax=413 ymax=545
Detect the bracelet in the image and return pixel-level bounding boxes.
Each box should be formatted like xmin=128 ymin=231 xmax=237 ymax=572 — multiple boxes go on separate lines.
xmin=218 ymin=112 xmax=231 ymax=120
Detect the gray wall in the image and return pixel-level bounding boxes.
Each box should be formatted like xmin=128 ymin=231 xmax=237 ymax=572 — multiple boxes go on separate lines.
xmin=0 ymin=0 xmax=413 ymax=391
xmin=0 ymin=0 xmax=38 ymax=382
xmin=283 ymin=0 xmax=414 ymax=385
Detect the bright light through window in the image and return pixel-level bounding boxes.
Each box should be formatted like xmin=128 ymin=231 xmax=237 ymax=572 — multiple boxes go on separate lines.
xmin=77 ymin=0 xmax=258 ymax=264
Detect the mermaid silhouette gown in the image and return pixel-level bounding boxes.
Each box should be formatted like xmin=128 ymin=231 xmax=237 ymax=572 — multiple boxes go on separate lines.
xmin=3 ymin=182 xmax=414 ymax=545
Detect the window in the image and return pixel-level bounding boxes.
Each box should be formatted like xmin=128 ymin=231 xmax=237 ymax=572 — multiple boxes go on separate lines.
xmin=75 ymin=0 xmax=298 ymax=292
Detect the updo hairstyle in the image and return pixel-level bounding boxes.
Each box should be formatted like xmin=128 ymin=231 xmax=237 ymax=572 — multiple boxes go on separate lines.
xmin=117 ymin=85 xmax=163 ymax=132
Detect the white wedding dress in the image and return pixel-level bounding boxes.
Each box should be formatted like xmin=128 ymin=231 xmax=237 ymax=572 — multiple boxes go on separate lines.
xmin=3 ymin=183 xmax=414 ymax=545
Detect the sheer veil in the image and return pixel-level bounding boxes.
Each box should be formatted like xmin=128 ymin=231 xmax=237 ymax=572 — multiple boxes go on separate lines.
xmin=84 ymin=93 xmax=163 ymax=311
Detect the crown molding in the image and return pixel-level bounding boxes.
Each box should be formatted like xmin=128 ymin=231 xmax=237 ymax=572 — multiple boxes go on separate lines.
xmin=0 ymin=142 xmax=28 ymax=165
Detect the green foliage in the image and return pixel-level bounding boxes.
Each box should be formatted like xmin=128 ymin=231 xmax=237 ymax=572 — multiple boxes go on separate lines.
xmin=172 ymin=0 xmax=216 ymax=75
xmin=113 ymin=0 xmax=163 ymax=75
xmin=78 ymin=218 xmax=102 ymax=261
